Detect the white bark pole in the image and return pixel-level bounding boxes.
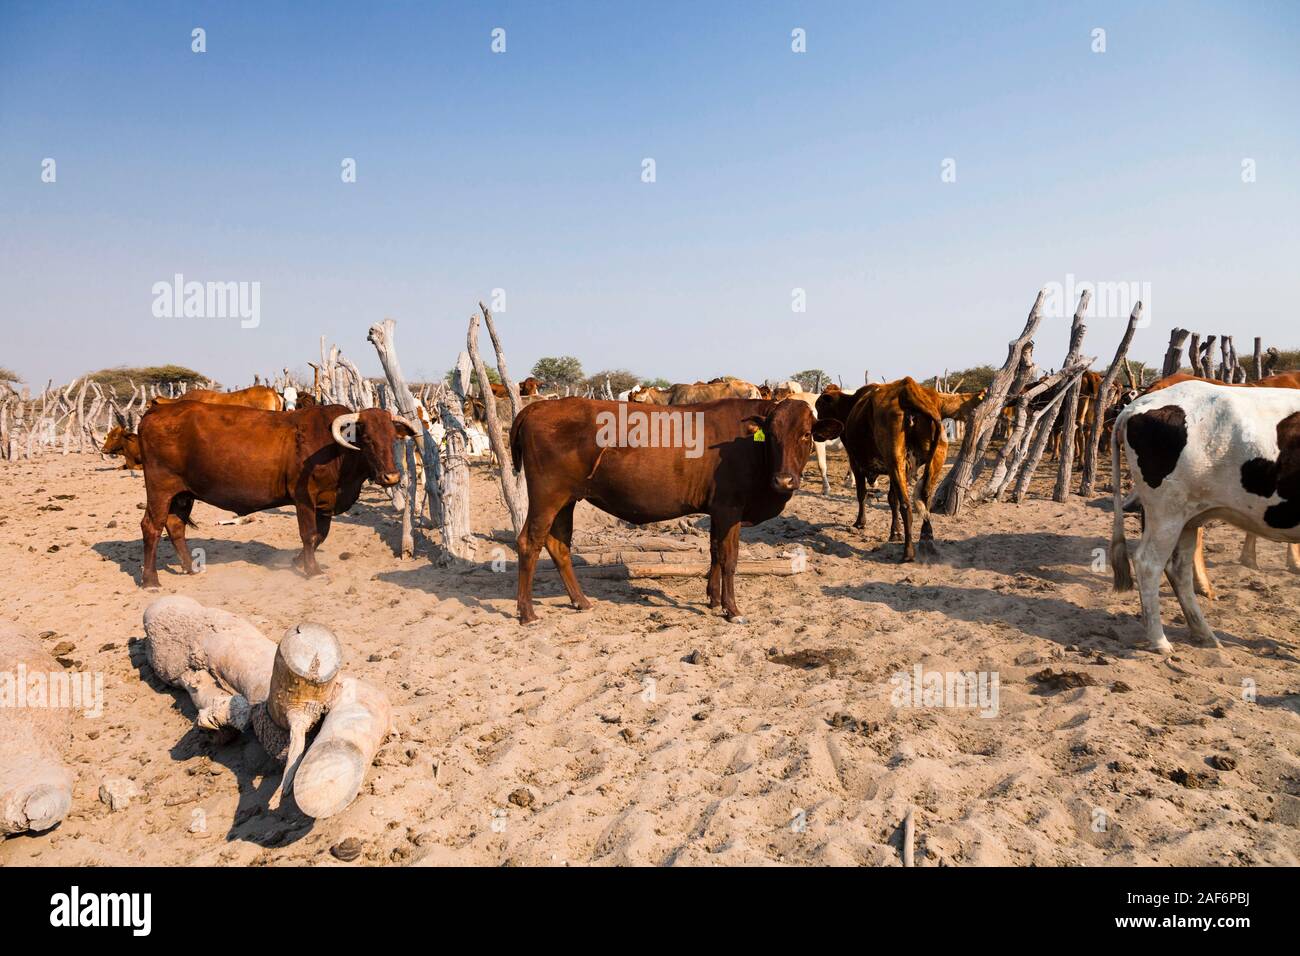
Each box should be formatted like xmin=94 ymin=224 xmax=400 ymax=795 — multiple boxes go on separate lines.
xmin=433 ymin=357 xmax=475 ymax=564
xmin=366 ymin=318 xmax=467 ymax=561
xmin=933 ymin=290 xmax=1047 ymax=514
xmin=1079 ymin=302 xmax=1142 ymax=496
xmin=266 ymin=623 xmax=341 ymax=809
xmin=1051 ymin=290 xmax=1092 ymax=501
xmin=467 ymin=306 xmax=528 ymax=536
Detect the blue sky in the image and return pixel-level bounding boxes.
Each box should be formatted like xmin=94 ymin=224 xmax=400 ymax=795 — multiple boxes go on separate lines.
xmin=2 ymin=1 xmax=1297 ymax=389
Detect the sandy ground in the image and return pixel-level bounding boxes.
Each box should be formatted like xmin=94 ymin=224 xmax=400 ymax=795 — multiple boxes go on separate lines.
xmin=1 ymin=448 xmax=1298 ymax=867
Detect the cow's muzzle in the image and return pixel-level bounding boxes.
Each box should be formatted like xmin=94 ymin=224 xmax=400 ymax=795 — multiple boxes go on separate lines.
xmin=772 ymin=473 xmax=798 ymax=492
xmin=378 ymin=472 xmax=402 ymax=487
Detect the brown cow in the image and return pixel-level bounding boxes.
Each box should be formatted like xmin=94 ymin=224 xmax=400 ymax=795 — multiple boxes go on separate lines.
xmin=817 ymin=378 xmax=946 ymax=561
xmin=508 ymin=397 xmax=841 ymax=623
xmin=136 ymin=403 xmax=415 ymax=588
xmin=149 ymin=384 xmax=284 ymax=412
xmin=668 ymin=380 xmax=761 ymax=404
xmin=100 ymin=425 xmax=143 ymax=470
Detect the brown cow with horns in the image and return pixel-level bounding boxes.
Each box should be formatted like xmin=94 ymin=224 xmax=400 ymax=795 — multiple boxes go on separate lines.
xmin=508 ymin=396 xmax=841 ymax=623
xmin=136 ymin=402 xmax=415 ymax=587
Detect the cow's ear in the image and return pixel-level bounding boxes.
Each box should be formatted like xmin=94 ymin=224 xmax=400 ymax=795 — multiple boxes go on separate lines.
xmin=742 ymin=415 xmax=766 ymax=437
xmin=813 ymin=419 xmax=843 ymax=442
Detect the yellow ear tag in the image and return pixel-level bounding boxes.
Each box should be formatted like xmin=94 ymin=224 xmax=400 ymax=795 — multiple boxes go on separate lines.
xmin=752 ymin=427 xmax=765 ymax=442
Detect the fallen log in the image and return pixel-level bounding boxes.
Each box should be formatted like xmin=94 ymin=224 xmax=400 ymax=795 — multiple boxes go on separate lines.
xmin=142 ymin=596 xmax=388 ymax=819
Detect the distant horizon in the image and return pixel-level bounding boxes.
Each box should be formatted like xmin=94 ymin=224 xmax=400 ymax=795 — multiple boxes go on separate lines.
xmin=3 ymin=2 xmax=1297 ymax=390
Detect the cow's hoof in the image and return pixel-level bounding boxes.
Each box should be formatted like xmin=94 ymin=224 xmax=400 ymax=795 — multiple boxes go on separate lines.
xmin=727 ymin=615 xmax=748 ymax=625
xmin=1151 ymin=638 xmax=1174 ymax=654
xmin=518 ymin=611 xmax=539 ymax=625
xmin=142 ymin=584 xmax=162 ymax=592
xmin=572 ymin=599 xmax=593 ymax=612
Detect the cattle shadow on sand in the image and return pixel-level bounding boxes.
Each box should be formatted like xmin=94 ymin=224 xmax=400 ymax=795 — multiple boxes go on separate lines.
xmin=127 ymin=637 xmax=318 ymax=847
xmin=820 ymin=580 xmax=1268 ymax=657
xmin=92 ymin=494 xmax=407 ymax=584
xmin=376 ymin=558 xmax=715 ymax=619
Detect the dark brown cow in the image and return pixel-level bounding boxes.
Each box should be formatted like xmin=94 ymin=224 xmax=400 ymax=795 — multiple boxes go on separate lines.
xmin=136 ymin=403 xmax=414 ymax=588
xmin=817 ymin=378 xmax=946 ymax=561
xmin=100 ymin=425 xmax=143 ymax=470
xmin=508 ymin=397 xmax=841 ymax=623
xmin=149 ymin=384 xmax=284 ymax=412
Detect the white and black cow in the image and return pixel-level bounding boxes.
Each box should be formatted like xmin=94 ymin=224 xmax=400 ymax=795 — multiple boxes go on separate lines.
xmin=1110 ymin=380 xmax=1300 ymax=652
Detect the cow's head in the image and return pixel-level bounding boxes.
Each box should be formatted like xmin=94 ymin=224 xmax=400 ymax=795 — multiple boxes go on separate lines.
xmin=101 ymin=425 xmax=130 ymax=455
xmin=745 ymin=400 xmax=842 ymax=494
xmin=330 ymin=409 xmax=418 ymax=486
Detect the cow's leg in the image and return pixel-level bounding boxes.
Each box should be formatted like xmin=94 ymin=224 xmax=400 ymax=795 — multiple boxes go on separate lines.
xmin=544 ymin=501 xmax=591 ymax=612
xmin=1133 ymin=519 xmax=1184 ymax=653
xmin=165 ymin=494 xmax=195 ymax=574
xmin=1167 ymin=526 xmax=1220 ymax=647
xmin=140 ymin=497 xmax=170 ymax=589
xmin=1192 ymin=526 xmax=1215 ymax=600
xmin=292 ymin=503 xmax=324 ymax=577
xmin=887 ymin=484 xmax=903 ymax=541
xmin=706 ymin=520 xmax=723 ymax=609
xmin=915 ymin=431 xmax=947 ymax=562
xmin=715 ymin=517 xmax=746 ymax=622
xmin=1288 ymin=543 xmax=1300 ymax=573
xmin=516 ymin=499 xmax=564 ymax=624
xmin=852 ymin=467 xmax=868 ymax=530
xmin=1239 ymin=533 xmax=1259 ymax=570
xmin=815 ymin=440 xmax=829 ymax=495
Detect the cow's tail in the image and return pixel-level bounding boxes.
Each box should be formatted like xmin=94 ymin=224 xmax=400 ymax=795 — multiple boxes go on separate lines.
xmin=898 ymin=377 xmax=945 ymax=490
xmin=1110 ymin=414 xmax=1133 ymax=592
xmin=508 ymin=403 xmax=528 ymax=474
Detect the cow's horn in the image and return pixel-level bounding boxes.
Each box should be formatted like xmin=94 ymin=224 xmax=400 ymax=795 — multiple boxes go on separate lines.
xmin=331 ymin=412 xmax=361 ymax=450
xmin=391 ymin=414 xmax=419 ymax=432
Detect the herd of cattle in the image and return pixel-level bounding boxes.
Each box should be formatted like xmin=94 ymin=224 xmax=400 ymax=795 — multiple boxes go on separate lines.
xmin=93 ymin=367 xmax=1300 ymax=652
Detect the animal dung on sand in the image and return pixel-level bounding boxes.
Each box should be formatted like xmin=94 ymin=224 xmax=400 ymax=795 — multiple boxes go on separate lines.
xmin=141 ymin=596 xmax=390 ymax=819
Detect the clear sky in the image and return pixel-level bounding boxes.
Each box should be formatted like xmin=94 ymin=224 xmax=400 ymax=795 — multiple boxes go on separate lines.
xmin=2 ymin=1 xmax=1297 ymax=390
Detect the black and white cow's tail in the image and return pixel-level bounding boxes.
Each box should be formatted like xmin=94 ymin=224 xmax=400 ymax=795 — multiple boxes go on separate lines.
xmin=1109 ymin=417 xmax=1134 ymax=592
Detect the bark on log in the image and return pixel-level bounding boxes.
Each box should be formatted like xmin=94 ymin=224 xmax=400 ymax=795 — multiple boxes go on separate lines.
xmin=1161 ymin=328 xmax=1190 ymax=377
xmin=1051 ymin=291 xmax=1092 ymax=501
xmin=367 ymin=318 xmax=465 ymax=561
xmin=1188 ymin=332 xmax=1203 ymax=376
xmin=0 ymin=623 xmax=74 ymax=835
xmin=1011 ymin=365 xmax=1090 ymax=503
xmin=1079 ymin=302 xmax=1142 ymax=497
xmin=1253 ymin=337 xmax=1264 ymax=381
xmin=933 ymin=290 xmax=1047 ymax=515
xmin=266 ymin=623 xmax=342 ymax=809
xmin=983 ymin=360 xmax=1091 ymax=501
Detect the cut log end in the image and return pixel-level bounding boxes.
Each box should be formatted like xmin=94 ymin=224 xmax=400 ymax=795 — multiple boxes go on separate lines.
xmin=290 ymin=739 xmax=366 ymax=819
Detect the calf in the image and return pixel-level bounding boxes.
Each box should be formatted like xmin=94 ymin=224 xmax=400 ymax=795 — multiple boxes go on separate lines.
xmin=1110 ymin=380 xmax=1300 ymax=651
xmin=101 ymin=425 xmax=144 ymax=470
xmin=508 ymin=396 xmax=841 ymax=623
xmin=137 ymin=402 xmax=414 ymax=588
xmin=816 ymin=378 xmax=946 ymax=561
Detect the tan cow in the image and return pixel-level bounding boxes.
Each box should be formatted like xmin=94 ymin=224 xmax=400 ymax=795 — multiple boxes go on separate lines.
xmin=668 ymin=379 xmax=762 ymax=404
